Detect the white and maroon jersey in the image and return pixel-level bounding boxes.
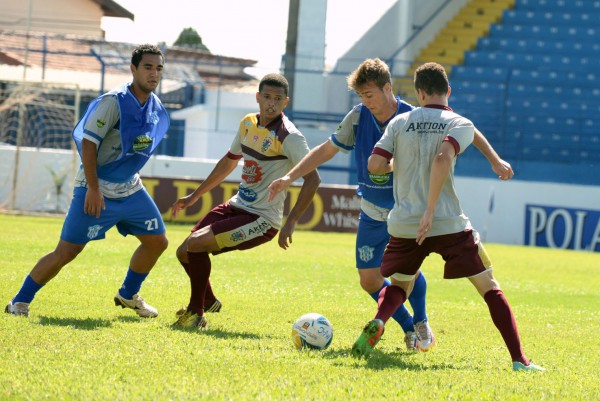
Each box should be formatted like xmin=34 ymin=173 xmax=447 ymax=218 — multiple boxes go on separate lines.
xmin=227 ymin=112 xmax=310 ymax=229
xmin=372 ymin=105 xmax=474 ymax=238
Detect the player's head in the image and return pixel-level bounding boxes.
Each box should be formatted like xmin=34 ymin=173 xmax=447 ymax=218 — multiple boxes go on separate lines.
xmin=130 ymin=44 xmax=164 ymax=95
xmin=131 ymin=44 xmax=164 ymax=68
xmin=414 ymin=62 xmax=450 ymax=97
xmin=259 ymin=73 xmax=289 ymax=97
xmin=347 ymin=58 xmax=392 ymax=92
xmin=256 ymin=73 xmax=289 ymax=125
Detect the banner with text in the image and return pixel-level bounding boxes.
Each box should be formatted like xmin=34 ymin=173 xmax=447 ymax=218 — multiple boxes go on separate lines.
xmin=143 ymin=177 xmax=360 ymax=233
xmin=525 ymin=204 xmax=600 ymax=252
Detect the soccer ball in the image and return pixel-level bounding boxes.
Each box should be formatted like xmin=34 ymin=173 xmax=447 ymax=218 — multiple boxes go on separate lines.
xmin=291 ymin=313 xmax=334 ymax=350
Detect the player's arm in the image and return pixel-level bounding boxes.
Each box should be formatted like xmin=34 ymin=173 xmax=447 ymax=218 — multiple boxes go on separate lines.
xmin=171 ymin=154 xmax=239 ymax=218
xmin=277 ymin=169 xmax=321 ymax=250
xmin=268 ymin=140 xmax=338 ymax=202
xmin=81 ymin=139 xmax=104 ymax=218
xmin=367 ymin=152 xmax=392 ymax=175
xmin=472 ymin=127 xmax=514 ymax=180
xmin=416 ymin=140 xmax=455 ymax=245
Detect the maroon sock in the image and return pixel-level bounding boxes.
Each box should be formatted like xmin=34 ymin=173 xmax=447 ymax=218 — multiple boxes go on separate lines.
xmin=179 ymin=261 xmax=190 ymax=277
xmin=204 ymin=279 xmax=216 ymax=304
xmin=187 ymin=252 xmax=211 ymax=315
xmin=484 ymin=289 xmax=529 ymax=365
xmin=375 ymin=285 xmax=407 ymax=324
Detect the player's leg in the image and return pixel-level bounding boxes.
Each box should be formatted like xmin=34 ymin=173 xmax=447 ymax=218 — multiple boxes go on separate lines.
xmin=442 ymin=229 xmax=544 ymax=371
xmin=6 ymin=187 xmax=108 ymax=317
xmin=356 ymin=212 xmax=417 ymax=348
xmin=113 ymin=188 xmax=167 ymax=318
xmin=6 ymin=240 xmax=85 ymax=317
xmin=352 ymin=236 xmax=426 ymax=358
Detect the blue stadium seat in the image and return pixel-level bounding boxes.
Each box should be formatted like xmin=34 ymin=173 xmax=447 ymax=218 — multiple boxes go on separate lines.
xmin=516 ymin=0 xmax=600 ymax=13
xmin=489 ymin=24 xmax=599 ymax=42
xmin=476 ymin=37 xmax=600 ymax=56
xmin=502 ymin=10 xmax=600 ymax=27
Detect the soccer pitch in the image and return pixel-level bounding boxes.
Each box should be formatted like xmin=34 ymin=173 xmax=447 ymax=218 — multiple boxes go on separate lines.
xmin=1 ymin=214 xmax=599 ymax=400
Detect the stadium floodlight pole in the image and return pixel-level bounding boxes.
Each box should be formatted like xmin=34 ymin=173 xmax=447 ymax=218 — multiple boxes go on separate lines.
xmin=11 ymin=0 xmax=33 ymax=210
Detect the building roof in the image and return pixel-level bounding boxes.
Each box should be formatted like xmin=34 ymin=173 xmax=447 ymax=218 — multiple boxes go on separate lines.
xmin=93 ymin=0 xmax=134 ymax=20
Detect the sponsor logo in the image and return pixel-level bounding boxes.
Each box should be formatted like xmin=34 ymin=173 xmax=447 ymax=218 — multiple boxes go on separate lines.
xmin=237 ymin=185 xmax=257 ymax=202
xmin=368 ymin=172 xmax=391 ymax=185
xmin=87 ymin=224 xmax=102 ymax=240
xmin=248 ymin=220 xmax=269 ymax=235
xmin=525 ymin=204 xmax=600 ymax=252
xmin=242 ymin=160 xmax=262 ymax=184
xmin=96 ymin=118 xmax=106 ymax=128
xmin=133 ymin=134 xmax=153 ymax=151
xmin=358 ymin=245 xmax=375 ymax=262
xmin=405 ymin=122 xmax=447 ymax=132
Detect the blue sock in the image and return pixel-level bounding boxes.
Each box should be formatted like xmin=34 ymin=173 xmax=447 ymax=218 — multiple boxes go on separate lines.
xmin=370 ymin=278 xmax=414 ymax=333
xmin=408 ymin=272 xmax=428 ymax=323
xmin=118 ymin=268 xmax=148 ymax=299
xmin=13 ymin=275 xmax=44 ymax=304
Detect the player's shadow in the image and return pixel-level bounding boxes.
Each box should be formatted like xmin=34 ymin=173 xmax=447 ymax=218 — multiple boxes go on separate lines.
xmin=37 ymin=315 xmax=112 ymax=330
xmin=169 ymin=325 xmax=262 ymax=340
xmin=360 ymin=350 xmax=464 ymax=371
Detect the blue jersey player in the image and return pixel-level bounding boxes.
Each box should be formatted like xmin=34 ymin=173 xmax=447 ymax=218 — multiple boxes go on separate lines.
xmin=268 ymin=58 xmax=514 ymax=351
xmin=5 ymin=44 xmax=170 ymax=318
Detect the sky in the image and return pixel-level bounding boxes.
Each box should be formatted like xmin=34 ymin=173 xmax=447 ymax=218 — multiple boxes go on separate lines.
xmin=102 ymin=0 xmax=396 ymax=71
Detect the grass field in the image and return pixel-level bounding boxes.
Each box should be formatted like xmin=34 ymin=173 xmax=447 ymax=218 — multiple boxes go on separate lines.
xmin=1 ymin=214 xmax=599 ymax=400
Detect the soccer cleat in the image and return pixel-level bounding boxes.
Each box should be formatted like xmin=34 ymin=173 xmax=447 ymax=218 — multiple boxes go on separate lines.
xmin=171 ymin=310 xmax=207 ymax=330
xmin=5 ymin=301 xmax=30 ymax=317
xmin=513 ymin=361 xmax=546 ymax=372
xmin=404 ymin=331 xmax=419 ymax=351
xmin=175 ymin=298 xmax=222 ymax=317
xmin=414 ymin=319 xmax=436 ymax=352
xmin=114 ymin=292 xmax=158 ymax=318
xmin=351 ymin=319 xmax=385 ymax=359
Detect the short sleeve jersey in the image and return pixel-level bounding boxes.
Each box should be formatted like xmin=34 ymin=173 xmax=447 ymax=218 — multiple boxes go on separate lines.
xmin=74 ymin=95 xmax=143 ymax=198
xmin=329 ymin=97 xmax=415 ymax=209
xmin=373 ymin=105 xmax=474 ymax=238
xmin=228 ymin=113 xmax=310 ymax=229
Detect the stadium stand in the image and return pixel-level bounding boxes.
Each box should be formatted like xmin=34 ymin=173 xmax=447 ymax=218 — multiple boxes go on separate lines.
xmin=447 ymin=0 xmax=600 ymax=184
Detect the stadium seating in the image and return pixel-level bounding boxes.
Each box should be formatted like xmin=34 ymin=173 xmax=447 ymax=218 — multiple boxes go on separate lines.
xmin=448 ymin=0 xmax=600 ymax=178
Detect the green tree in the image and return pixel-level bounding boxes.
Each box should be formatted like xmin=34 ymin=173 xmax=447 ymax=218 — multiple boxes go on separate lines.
xmin=173 ymin=27 xmax=209 ymax=51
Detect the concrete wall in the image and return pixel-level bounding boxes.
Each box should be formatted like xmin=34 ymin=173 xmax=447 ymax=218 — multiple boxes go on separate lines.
xmin=2 ymin=145 xmax=599 ymax=252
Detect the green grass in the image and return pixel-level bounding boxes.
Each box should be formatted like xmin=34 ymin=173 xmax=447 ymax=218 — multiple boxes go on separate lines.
xmin=1 ymin=213 xmax=599 ymax=400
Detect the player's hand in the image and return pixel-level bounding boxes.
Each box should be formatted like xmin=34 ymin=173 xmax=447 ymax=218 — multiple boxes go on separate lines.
xmin=277 ymin=220 xmax=296 ymax=250
xmin=416 ymin=209 xmax=434 ymax=245
xmin=84 ymin=187 xmax=105 ymax=218
xmin=492 ymin=159 xmax=514 ymax=181
xmin=268 ymin=176 xmax=292 ymax=202
xmin=171 ymin=195 xmax=195 ymax=218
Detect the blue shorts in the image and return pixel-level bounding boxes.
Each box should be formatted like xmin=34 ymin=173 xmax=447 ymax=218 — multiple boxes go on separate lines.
xmin=61 ymin=187 xmax=166 ymax=245
xmin=355 ymin=210 xmax=390 ymax=269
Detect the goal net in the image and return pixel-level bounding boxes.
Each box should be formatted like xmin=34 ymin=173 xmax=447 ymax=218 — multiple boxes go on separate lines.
xmin=0 ymin=81 xmax=81 ymax=213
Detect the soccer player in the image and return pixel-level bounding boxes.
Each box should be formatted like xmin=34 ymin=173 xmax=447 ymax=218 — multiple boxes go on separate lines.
xmin=352 ymin=62 xmax=544 ymax=372
xmin=170 ymin=73 xmax=320 ymax=329
xmin=5 ymin=44 xmax=170 ymax=318
xmin=268 ymin=58 xmax=514 ymax=351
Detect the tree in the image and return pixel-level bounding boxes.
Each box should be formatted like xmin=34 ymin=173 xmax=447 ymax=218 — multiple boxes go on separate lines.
xmin=173 ymin=27 xmax=209 ymax=51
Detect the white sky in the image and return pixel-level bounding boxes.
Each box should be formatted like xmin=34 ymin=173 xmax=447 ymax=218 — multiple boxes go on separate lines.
xmin=102 ymin=0 xmax=396 ymax=71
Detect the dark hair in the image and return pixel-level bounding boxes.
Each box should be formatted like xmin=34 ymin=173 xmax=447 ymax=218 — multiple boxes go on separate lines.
xmin=347 ymin=58 xmax=391 ymax=91
xmin=131 ymin=44 xmax=164 ymax=68
xmin=259 ymin=73 xmax=289 ymax=96
xmin=414 ymin=62 xmax=449 ymax=96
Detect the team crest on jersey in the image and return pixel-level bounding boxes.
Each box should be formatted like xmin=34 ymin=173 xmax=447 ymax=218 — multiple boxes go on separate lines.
xmin=147 ymin=110 xmax=159 ymax=125
xmin=358 ymin=245 xmax=375 ymax=263
xmin=96 ymin=118 xmax=106 ymax=128
xmin=261 ymin=136 xmax=273 ymax=152
xmin=133 ymin=134 xmax=153 ymax=151
xmin=253 ymin=135 xmax=259 ymax=142
xmin=369 ymin=172 xmax=391 ymax=185
xmin=87 ymin=224 xmax=103 ymax=240
xmin=242 ymin=160 xmax=263 ymax=184
xmin=230 ymin=229 xmax=247 ymax=242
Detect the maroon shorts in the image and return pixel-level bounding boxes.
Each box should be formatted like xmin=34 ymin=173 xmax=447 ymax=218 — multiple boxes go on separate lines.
xmin=192 ymin=202 xmax=278 ymax=254
xmin=381 ymin=229 xmax=492 ymax=279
